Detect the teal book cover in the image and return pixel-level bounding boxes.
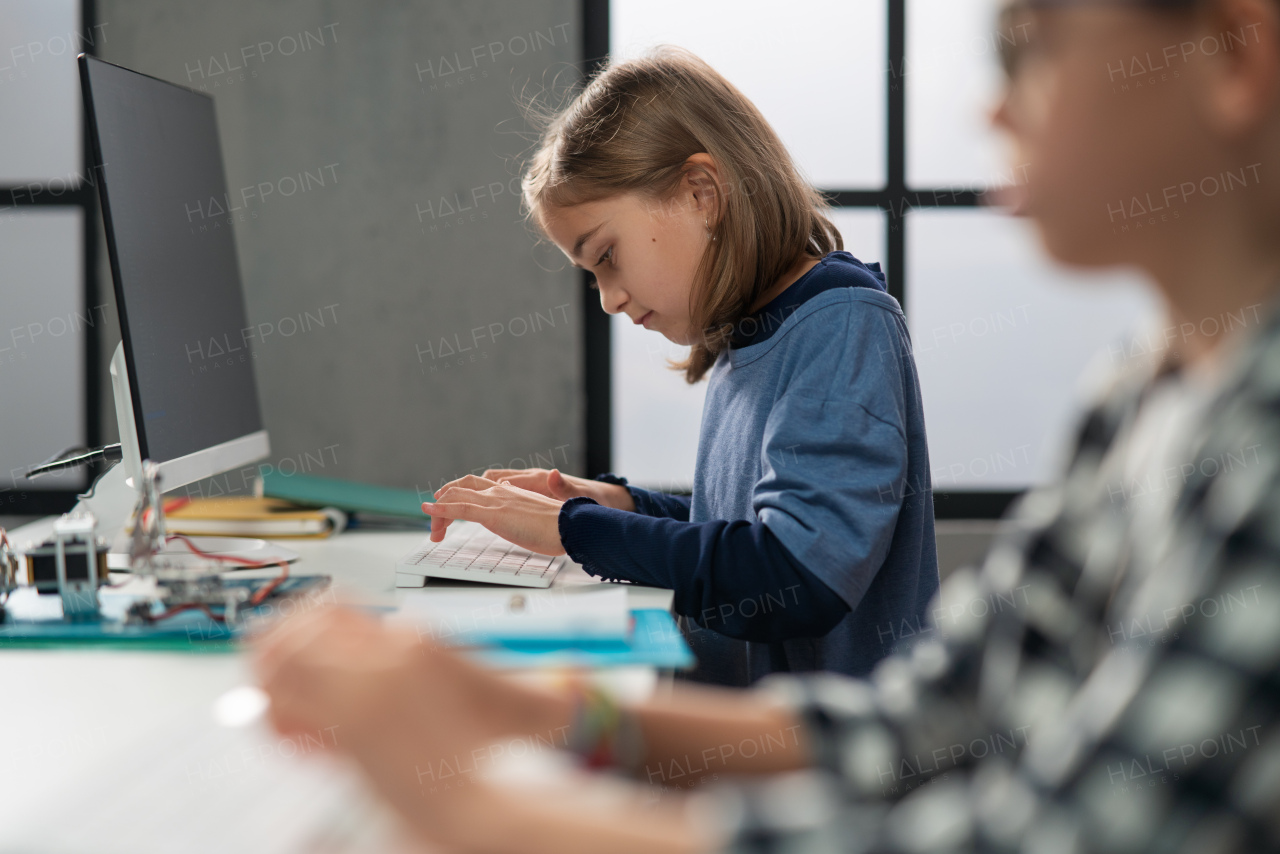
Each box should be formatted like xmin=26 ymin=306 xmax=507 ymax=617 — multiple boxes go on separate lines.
xmin=260 ymin=472 xmax=428 ymax=519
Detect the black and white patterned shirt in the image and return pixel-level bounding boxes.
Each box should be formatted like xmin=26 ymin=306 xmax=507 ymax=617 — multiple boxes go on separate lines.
xmin=712 ymin=300 xmax=1280 ymax=853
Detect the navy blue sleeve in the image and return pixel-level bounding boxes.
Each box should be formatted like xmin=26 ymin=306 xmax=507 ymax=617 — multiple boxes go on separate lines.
xmin=593 ymin=473 xmax=691 ymax=521
xmin=558 ymin=497 xmax=850 ymax=643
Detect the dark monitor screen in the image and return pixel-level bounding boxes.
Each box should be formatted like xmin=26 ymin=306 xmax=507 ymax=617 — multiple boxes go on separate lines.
xmin=79 ymin=55 xmax=264 ymax=465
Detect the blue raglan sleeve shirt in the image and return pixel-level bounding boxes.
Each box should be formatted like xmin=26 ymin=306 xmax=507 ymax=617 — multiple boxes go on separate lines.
xmin=560 ymin=253 xmax=931 ymax=660
xmin=553 ymin=254 xmax=926 ymax=648
xmin=745 ymin=300 xmax=910 ymax=615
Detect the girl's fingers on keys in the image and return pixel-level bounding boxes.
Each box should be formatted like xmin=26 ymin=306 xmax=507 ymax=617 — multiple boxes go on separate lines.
xmin=424 ymin=500 xmax=487 ymax=528
xmin=483 ymin=469 xmax=552 ymax=494
xmin=433 ymin=474 xmax=499 ymax=499
xmin=423 ymin=495 xmax=470 ymax=541
xmin=428 ymin=516 xmax=451 ymax=542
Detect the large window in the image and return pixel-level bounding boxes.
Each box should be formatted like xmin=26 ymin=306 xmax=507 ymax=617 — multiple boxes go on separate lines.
xmin=0 ymin=0 xmax=101 ymax=515
xmin=594 ymin=0 xmax=1157 ymax=515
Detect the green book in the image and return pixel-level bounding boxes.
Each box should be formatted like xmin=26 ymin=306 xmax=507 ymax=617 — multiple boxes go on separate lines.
xmin=259 ymin=472 xmax=429 ymax=519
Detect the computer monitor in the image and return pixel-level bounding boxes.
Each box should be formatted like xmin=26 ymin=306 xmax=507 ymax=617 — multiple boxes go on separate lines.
xmin=78 ymin=55 xmax=269 ymax=494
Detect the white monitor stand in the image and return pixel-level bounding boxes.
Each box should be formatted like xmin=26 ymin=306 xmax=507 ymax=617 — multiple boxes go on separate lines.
xmin=57 ymin=343 xmax=299 ymax=570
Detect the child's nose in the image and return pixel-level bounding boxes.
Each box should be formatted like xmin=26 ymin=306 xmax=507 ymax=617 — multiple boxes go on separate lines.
xmin=599 ymin=284 xmax=627 ymax=315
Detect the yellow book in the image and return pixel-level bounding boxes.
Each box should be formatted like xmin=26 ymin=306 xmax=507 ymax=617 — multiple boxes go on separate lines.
xmin=161 ymin=496 xmax=346 ymax=539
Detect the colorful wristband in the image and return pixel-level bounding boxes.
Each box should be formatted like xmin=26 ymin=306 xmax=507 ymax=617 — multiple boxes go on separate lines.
xmin=566 ymin=677 xmax=645 ymax=773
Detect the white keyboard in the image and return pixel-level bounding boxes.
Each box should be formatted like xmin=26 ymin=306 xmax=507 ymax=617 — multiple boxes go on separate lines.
xmin=395 ymin=522 xmax=566 ymax=588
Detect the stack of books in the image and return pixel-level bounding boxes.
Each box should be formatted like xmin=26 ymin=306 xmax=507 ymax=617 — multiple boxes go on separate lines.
xmin=160 ymin=472 xmax=434 ymax=538
xmin=161 ymin=496 xmax=347 ymax=539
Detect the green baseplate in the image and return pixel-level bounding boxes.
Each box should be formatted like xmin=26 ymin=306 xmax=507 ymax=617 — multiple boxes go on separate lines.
xmin=0 ymin=578 xmax=694 ymax=669
xmin=0 ymin=576 xmax=330 ymax=651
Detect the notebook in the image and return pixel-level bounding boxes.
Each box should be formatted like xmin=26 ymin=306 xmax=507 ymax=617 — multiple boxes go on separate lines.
xmin=162 ymin=496 xmax=346 ymax=539
xmin=395 ymin=586 xmax=631 ymax=643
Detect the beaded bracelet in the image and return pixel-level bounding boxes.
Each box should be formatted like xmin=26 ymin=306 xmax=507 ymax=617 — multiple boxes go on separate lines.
xmin=565 ymin=677 xmax=645 ymax=773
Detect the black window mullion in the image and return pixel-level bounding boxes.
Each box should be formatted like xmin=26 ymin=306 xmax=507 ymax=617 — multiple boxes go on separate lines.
xmin=1 ymin=186 xmax=95 ymax=207
xmin=586 ymin=0 xmax=1022 ymax=517
xmin=824 ymin=1 xmax=1021 ymax=519
xmin=582 ymin=0 xmax=612 ymax=478
xmin=885 ymin=0 xmax=907 ymax=307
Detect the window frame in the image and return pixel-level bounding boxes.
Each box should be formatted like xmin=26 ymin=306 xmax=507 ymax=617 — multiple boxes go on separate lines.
xmin=582 ymin=0 xmax=1020 ymax=519
xmin=1 ymin=0 xmax=103 ymax=517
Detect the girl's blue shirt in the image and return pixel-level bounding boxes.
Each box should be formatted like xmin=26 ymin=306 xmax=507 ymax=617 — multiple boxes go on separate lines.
xmin=559 ymin=251 xmax=939 ymax=685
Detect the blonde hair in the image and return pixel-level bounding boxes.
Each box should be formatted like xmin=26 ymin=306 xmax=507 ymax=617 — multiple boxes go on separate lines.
xmin=522 ymin=47 xmax=842 ymax=383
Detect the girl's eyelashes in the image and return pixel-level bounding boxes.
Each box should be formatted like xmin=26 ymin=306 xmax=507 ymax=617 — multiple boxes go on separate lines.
xmin=585 ymin=246 xmax=612 ymax=289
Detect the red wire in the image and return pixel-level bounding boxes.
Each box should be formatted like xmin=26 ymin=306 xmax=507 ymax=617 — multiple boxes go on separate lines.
xmin=0 ymin=523 xmax=285 ymax=625
xmin=163 ymin=497 xmax=193 ymax=514
xmin=247 ymin=567 xmax=289 ymax=606
xmin=143 ymin=533 xmax=290 ymax=622
xmin=140 ymin=498 xmax=192 ymax=529
xmin=165 ymin=532 xmax=280 ymax=568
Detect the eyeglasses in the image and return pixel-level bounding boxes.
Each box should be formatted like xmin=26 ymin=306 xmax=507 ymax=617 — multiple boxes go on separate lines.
xmin=1002 ymin=0 xmax=1198 ymax=8
xmin=995 ymin=0 xmax=1202 ymax=78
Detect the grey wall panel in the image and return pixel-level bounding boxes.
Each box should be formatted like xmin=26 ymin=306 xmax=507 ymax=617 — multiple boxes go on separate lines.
xmin=0 ymin=209 xmax=87 ymax=495
xmin=934 ymin=521 xmax=999 ymax=581
xmin=95 ymin=0 xmax=582 ymax=498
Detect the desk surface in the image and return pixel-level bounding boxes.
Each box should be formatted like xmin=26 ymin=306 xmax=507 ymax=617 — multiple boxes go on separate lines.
xmin=283 ymin=526 xmax=674 ymax=611
xmin=0 ymin=521 xmax=674 ymax=836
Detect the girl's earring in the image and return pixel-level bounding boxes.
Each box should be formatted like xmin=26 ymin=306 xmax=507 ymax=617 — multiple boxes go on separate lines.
xmin=705 ymin=217 xmax=717 ymax=242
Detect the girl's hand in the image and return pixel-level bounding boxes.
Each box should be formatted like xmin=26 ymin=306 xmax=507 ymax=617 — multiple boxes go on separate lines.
xmin=476 ymin=467 xmax=636 ymax=513
xmin=252 ymin=606 xmax=563 ymax=842
xmin=253 ymin=604 xmax=575 ymax=768
xmin=252 ymin=606 xmax=493 ymax=777
xmin=253 ymin=606 xmax=722 ymax=854
xmin=424 ymin=476 xmax=568 ymax=553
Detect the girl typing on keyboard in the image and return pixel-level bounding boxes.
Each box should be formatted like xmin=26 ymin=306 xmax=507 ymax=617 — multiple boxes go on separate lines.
xmin=423 ymin=48 xmax=937 ymax=686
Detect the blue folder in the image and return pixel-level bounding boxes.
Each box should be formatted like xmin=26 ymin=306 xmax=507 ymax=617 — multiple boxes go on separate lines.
xmin=470 ymin=610 xmax=694 ymax=670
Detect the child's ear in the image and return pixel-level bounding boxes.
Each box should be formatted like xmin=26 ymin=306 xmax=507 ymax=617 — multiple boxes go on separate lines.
xmin=1197 ymin=0 xmax=1280 ymax=137
xmin=682 ymin=153 xmax=724 ymax=221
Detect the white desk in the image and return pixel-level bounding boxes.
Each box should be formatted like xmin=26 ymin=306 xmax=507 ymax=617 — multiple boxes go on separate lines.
xmin=0 ymin=521 xmax=674 ymax=843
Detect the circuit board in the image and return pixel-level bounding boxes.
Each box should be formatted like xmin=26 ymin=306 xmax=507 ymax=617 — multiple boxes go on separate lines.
xmin=0 ymin=575 xmax=330 ymax=648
